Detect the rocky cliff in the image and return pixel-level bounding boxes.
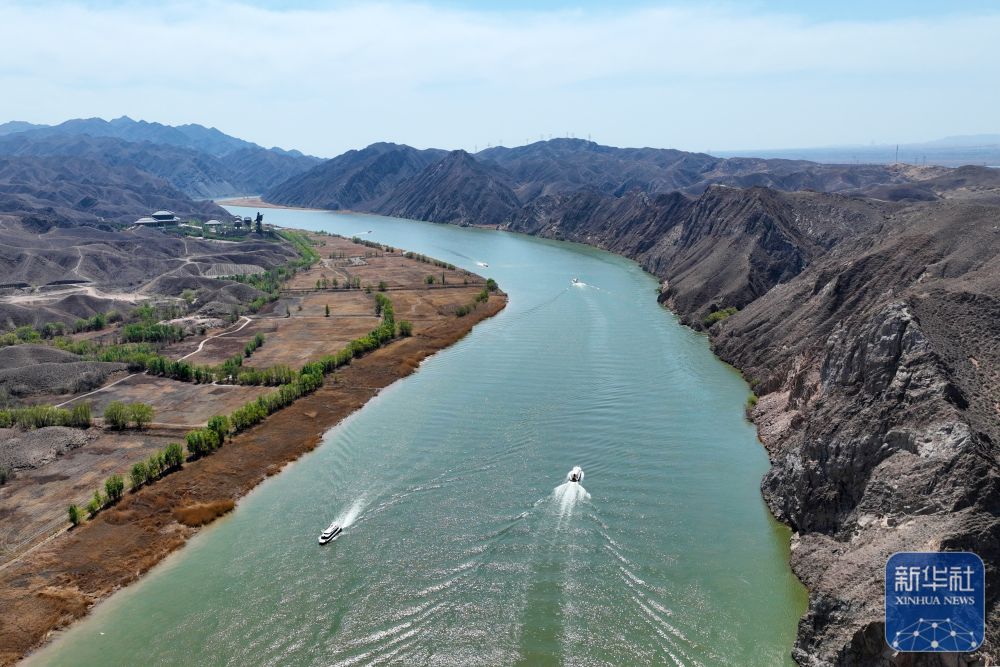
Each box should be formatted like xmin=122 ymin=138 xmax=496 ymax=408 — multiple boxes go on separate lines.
xmin=712 ymin=201 xmax=1000 ymax=665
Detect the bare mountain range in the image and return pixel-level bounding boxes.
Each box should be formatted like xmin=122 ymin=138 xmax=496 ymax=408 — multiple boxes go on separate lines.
xmin=0 ymin=116 xmax=321 ymax=203
xmin=264 ymin=138 xmax=1000 ymax=665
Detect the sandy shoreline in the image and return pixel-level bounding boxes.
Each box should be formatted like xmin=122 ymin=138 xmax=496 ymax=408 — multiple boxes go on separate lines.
xmin=0 ymin=243 xmax=506 ymax=665
xmin=215 ymin=196 xmax=324 ymax=211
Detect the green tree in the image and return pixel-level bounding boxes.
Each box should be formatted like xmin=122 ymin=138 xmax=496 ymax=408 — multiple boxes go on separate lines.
xmin=105 ymin=474 xmax=125 ymax=503
xmin=425 ymin=275 xmax=435 ymax=285
xmin=127 ymin=403 xmax=154 ymax=429
xmin=103 ymin=401 xmax=129 ymax=430
xmin=88 ymin=489 xmax=103 ymax=518
xmin=129 ymin=461 xmax=149 ymax=490
xmin=486 ymin=278 xmax=498 ymax=291
xmin=68 ymin=503 xmax=81 ymax=527
xmin=325 ymin=304 xmax=330 ymax=317
xmin=378 ymin=281 xmax=387 ymax=292
xmin=398 ymin=320 xmax=413 ymax=337
xmin=207 ymin=415 xmax=230 ymax=442
xmin=163 ymin=442 xmax=184 ymax=469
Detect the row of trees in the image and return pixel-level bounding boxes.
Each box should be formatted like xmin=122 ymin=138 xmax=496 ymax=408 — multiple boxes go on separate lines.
xmin=121 ymin=322 xmax=186 ymax=344
xmin=67 ymin=293 xmax=406 ymax=528
xmin=0 ymin=402 xmax=92 ymax=429
xmin=351 ymin=236 xmax=394 ymax=252
xmin=186 ymin=293 xmax=402 ymax=460
xmin=403 ymin=251 xmax=456 ymax=270
xmin=69 ymin=442 xmax=184 ymax=526
xmin=103 ymin=401 xmax=154 ymax=430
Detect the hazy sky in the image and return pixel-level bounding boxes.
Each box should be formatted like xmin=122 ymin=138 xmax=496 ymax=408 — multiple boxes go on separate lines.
xmin=1 ymin=1 xmax=997 ymax=157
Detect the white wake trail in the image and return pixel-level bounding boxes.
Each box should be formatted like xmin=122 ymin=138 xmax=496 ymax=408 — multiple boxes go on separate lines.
xmin=337 ymin=496 xmax=368 ymax=528
xmin=551 ymin=482 xmax=591 ymax=527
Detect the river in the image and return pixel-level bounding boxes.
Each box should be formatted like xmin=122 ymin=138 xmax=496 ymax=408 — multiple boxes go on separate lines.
xmin=28 ymin=208 xmax=806 ymax=666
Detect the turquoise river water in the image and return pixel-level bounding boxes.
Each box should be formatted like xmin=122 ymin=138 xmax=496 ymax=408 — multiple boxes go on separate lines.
xmin=28 ymin=207 xmax=806 ymax=666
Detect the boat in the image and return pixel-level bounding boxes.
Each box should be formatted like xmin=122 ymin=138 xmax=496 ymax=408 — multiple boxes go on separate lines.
xmin=567 ymin=466 xmax=584 ymax=483
xmin=318 ymin=521 xmax=343 ymax=544
xmin=571 ymin=278 xmax=581 ymax=284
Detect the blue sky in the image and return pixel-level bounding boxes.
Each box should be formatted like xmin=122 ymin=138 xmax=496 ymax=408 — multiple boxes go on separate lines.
xmin=1 ymin=1 xmax=997 ymax=156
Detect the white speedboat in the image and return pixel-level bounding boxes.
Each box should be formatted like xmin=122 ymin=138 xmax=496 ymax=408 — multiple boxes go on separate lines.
xmin=567 ymin=466 xmax=584 ymax=483
xmin=318 ymin=521 xmax=343 ymax=544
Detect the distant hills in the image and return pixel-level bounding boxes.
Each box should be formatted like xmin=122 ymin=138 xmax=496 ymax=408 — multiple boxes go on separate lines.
xmin=0 ymin=116 xmax=322 ymax=223
xmin=265 ymin=137 xmax=1000 ymax=227
xmin=713 ymin=134 xmax=1000 ymax=167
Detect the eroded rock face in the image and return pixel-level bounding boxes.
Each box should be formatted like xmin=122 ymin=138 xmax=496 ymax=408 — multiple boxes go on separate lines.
xmin=713 ymin=204 xmax=1000 ymax=665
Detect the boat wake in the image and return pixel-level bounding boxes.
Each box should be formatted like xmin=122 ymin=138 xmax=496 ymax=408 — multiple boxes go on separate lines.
xmin=336 ymin=497 xmax=368 ymax=529
xmin=552 ymin=481 xmax=590 ymax=519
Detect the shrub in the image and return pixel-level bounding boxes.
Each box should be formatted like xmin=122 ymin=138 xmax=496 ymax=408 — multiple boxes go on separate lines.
xmin=104 ymin=474 xmax=125 ymax=503
xmin=245 ymin=333 xmax=266 ymax=357
xmin=398 ymin=320 xmax=413 ymax=337
xmin=703 ymin=306 xmax=738 ymax=327
xmin=425 ymin=275 xmax=435 ymax=285
xmin=104 ymin=401 xmax=129 ymax=430
xmin=325 ymin=304 xmax=330 ymax=317
xmin=70 ymin=402 xmax=92 ymax=428
xmin=68 ymin=504 xmax=81 ymax=527
xmin=378 ymin=281 xmax=387 ymax=292
xmin=0 ymin=465 xmax=11 ymax=485
xmin=128 ymin=403 xmax=154 ymax=429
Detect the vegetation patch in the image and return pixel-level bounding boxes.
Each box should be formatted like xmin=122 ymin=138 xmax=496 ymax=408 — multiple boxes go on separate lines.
xmin=173 ymin=499 xmax=235 ymax=527
xmin=703 ymin=306 xmax=738 ymax=327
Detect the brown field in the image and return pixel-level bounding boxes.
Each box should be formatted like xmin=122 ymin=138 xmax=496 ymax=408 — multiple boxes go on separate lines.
xmin=0 ymin=232 xmax=506 ymax=665
xmin=80 ymin=375 xmax=272 ymax=427
xmin=0 ymin=430 xmax=175 ymax=567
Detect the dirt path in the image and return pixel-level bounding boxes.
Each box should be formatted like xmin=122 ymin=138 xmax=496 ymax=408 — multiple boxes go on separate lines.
xmin=178 ymin=316 xmax=252 ymax=361
xmin=52 ymin=316 xmax=254 ymax=409
xmin=0 ymin=294 xmax=506 ymax=666
xmin=53 ymin=372 xmax=139 ymax=408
